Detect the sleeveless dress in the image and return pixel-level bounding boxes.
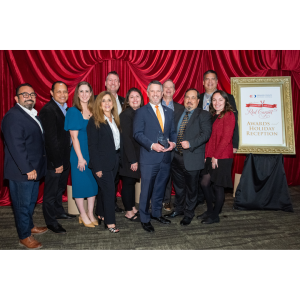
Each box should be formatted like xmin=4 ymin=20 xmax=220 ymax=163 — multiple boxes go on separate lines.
xmin=64 ymin=107 xmax=98 ymax=198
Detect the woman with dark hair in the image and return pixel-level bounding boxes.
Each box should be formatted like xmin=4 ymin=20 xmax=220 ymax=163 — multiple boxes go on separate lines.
xmin=64 ymin=81 xmax=98 ymax=228
xmin=87 ymin=91 xmax=121 ymax=233
xmin=119 ymin=88 xmax=144 ymax=222
xmin=198 ymin=90 xmax=236 ymax=224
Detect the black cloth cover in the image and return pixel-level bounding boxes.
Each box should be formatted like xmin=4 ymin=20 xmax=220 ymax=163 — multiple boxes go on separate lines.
xmin=234 ymin=154 xmax=293 ymax=212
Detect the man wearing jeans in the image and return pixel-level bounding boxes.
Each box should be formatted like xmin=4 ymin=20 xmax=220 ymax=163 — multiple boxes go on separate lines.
xmin=2 ymin=83 xmax=47 ymax=249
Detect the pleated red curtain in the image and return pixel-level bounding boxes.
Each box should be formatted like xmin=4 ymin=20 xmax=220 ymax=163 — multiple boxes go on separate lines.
xmin=1 ymin=50 xmax=299 ymax=206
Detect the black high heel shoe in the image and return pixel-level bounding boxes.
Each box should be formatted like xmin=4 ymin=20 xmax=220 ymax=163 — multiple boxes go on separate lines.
xmin=97 ymin=216 xmax=104 ymax=225
xmin=104 ymin=223 xmax=120 ymax=233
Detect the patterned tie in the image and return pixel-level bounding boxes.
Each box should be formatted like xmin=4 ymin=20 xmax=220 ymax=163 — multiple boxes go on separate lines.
xmin=176 ymin=111 xmax=190 ymax=153
xmin=155 ymin=105 xmax=164 ymax=132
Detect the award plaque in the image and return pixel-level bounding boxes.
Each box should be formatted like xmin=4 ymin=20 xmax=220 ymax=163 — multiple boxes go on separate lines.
xmin=157 ymin=131 xmax=169 ymax=148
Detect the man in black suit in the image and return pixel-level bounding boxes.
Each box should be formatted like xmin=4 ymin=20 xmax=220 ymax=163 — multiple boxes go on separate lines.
xmin=39 ymin=81 xmax=75 ymax=234
xmin=161 ymin=79 xmax=184 ymax=211
xmin=165 ymin=89 xmax=212 ymax=225
xmin=2 ymin=83 xmax=47 ymax=249
xmin=196 ymin=70 xmax=239 ymax=205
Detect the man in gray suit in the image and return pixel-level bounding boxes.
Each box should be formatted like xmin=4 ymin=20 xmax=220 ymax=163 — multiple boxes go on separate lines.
xmin=164 ymin=89 xmax=212 ymax=225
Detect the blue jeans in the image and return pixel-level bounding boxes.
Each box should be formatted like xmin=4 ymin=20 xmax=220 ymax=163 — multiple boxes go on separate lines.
xmin=9 ymin=180 xmax=40 ymax=240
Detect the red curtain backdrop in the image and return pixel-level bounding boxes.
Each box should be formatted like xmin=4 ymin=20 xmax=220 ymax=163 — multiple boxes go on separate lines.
xmin=0 ymin=50 xmax=299 ymax=206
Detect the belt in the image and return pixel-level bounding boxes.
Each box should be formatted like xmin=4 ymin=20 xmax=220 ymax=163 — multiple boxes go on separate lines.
xmin=116 ymin=149 xmax=120 ymax=154
xmin=175 ymin=151 xmax=183 ymax=156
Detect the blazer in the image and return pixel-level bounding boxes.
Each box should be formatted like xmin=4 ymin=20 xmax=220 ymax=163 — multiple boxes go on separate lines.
xmin=119 ymin=107 xmax=140 ymax=179
xmin=173 ymin=101 xmax=185 ymax=114
xmin=1 ymin=104 xmax=47 ymax=181
xmin=133 ymin=103 xmax=177 ymax=165
xmin=198 ymin=92 xmax=239 ymax=149
xmin=205 ymin=111 xmax=235 ymax=159
xmin=173 ymin=108 xmax=212 ymax=171
xmin=87 ymin=117 xmax=123 ymax=173
xmin=39 ymin=99 xmax=71 ymax=170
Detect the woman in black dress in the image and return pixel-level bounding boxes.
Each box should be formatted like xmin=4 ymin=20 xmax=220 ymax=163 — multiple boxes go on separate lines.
xmin=119 ymin=88 xmax=144 ymax=222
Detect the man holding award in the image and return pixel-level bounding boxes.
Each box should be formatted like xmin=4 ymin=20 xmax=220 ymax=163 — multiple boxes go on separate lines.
xmin=133 ymin=80 xmax=177 ymax=233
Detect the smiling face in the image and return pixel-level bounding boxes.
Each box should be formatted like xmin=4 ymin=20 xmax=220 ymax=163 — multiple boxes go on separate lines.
xmin=203 ymin=73 xmax=218 ymax=94
xmin=15 ymin=86 xmax=36 ymax=110
xmin=50 ymin=83 xmax=68 ymax=105
xmin=184 ymin=90 xmax=199 ymax=111
xmin=128 ymin=91 xmax=141 ymax=110
xmin=212 ymin=92 xmax=226 ymax=114
xmin=163 ymin=81 xmax=175 ymax=99
xmin=101 ymin=94 xmax=113 ymax=114
xmin=147 ymin=84 xmax=163 ymax=105
xmin=78 ymin=84 xmax=92 ymax=104
xmin=105 ymin=74 xmax=120 ymax=94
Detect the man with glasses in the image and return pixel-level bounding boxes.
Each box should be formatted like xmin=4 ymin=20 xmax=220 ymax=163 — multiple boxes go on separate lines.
xmin=2 ymin=83 xmax=47 ymax=249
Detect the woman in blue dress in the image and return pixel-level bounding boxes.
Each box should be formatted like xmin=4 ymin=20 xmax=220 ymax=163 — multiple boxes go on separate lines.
xmin=64 ymin=81 xmax=98 ymax=227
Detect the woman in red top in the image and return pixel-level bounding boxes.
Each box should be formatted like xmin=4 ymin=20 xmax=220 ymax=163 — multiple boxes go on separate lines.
xmin=199 ymin=90 xmax=236 ymax=224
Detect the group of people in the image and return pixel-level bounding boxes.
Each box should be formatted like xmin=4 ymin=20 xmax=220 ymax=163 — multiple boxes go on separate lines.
xmin=1 ymin=69 xmax=239 ymax=249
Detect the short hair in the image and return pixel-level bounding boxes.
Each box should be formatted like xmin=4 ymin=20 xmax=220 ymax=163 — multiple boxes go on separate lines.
xmin=106 ymin=71 xmax=120 ymax=81
xmin=209 ymin=90 xmax=233 ymax=119
xmin=147 ymin=80 xmax=163 ymax=93
xmin=72 ymin=81 xmax=94 ymax=114
xmin=16 ymin=83 xmax=33 ymax=96
xmin=51 ymin=81 xmax=68 ymax=92
xmin=203 ymin=70 xmax=218 ymax=81
xmin=122 ymin=87 xmax=144 ymax=111
xmin=184 ymin=88 xmax=201 ymax=100
xmin=163 ymin=79 xmax=175 ymax=89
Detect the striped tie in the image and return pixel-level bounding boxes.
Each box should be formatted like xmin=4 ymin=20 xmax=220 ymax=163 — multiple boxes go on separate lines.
xmin=155 ymin=105 xmax=164 ymax=132
xmin=176 ymin=112 xmax=190 ymax=153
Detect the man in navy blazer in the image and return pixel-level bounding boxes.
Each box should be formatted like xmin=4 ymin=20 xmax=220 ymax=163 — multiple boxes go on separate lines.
xmin=1 ymin=83 xmax=47 ymax=249
xmin=133 ymin=80 xmax=177 ymax=233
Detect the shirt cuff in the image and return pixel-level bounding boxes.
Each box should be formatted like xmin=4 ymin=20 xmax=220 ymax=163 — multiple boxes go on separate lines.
xmin=150 ymin=143 xmax=153 ymax=150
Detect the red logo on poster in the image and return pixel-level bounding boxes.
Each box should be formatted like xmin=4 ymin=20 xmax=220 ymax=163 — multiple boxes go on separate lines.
xmin=246 ymin=100 xmax=277 ymax=108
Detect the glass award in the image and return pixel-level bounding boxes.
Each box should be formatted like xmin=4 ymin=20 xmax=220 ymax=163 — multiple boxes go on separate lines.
xmin=157 ymin=131 xmax=169 ymax=148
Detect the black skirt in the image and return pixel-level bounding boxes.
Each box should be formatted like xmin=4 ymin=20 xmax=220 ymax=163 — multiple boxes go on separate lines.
xmin=201 ymin=157 xmax=233 ymax=188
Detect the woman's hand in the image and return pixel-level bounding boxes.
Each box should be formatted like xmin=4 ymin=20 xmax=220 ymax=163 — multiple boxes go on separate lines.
xmin=212 ymin=157 xmax=218 ymax=169
xmin=130 ymin=162 xmax=138 ymax=172
xmin=78 ymin=159 xmax=87 ymax=172
xmin=96 ymin=171 xmax=103 ymax=178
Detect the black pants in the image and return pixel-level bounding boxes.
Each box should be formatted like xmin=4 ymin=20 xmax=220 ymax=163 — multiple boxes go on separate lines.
xmin=94 ymin=154 xmax=119 ymax=225
xmin=121 ymin=176 xmax=137 ymax=211
xmin=43 ymin=166 xmax=69 ymax=226
xmin=171 ymin=152 xmax=200 ymax=218
xmin=163 ymin=175 xmax=172 ymax=203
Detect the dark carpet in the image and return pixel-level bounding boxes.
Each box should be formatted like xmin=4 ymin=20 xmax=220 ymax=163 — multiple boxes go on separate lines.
xmin=1 ymin=186 xmax=300 ymax=250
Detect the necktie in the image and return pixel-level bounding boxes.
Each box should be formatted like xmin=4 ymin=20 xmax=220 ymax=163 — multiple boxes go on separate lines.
xmin=176 ymin=112 xmax=190 ymax=153
xmin=155 ymin=105 xmax=164 ymax=132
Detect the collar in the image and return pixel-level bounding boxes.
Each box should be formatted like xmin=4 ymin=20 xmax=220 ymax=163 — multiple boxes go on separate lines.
xmin=52 ymin=97 xmax=68 ymax=109
xmin=149 ymin=102 xmax=162 ymax=109
xmin=17 ymin=103 xmax=38 ymax=116
xmin=104 ymin=114 xmax=114 ymax=121
xmin=204 ymin=89 xmax=217 ymax=97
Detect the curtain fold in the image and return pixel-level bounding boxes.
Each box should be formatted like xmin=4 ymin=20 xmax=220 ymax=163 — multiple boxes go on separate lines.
xmin=1 ymin=50 xmax=299 ymax=206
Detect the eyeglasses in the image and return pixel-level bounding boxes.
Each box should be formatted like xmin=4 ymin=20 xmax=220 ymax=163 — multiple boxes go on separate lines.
xmin=17 ymin=92 xmax=37 ymax=99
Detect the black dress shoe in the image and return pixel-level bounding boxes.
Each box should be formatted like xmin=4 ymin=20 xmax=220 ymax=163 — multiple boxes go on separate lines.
xmin=141 ymin=222 xmax=155 ymax=233
xmin=115 ymin=204 xmax=124 ymax=213
xmin=55 ymin=213 xmax=76 ymax=220
xmin=197 ymin=211 xmax=211 ymax=220
xmin=201 ymin=216 xmax=220 ymax=224
xmin=180 ymin=216 xmax=193 ymax=226
xmin=150 ymin=215 xmax=171 ymax=224
xmin=164 ymin=211 xmax=184 ymax=218
xmin=47 ymin=224 xmax=67 ymax=234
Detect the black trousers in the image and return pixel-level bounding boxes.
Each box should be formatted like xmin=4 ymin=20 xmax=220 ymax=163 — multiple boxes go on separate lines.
xmin=121 ymin=176 xmax=137 ymax=211
xmin=42 ymin=166 xmax=69 ymax=226
xmin=94 ymin=154 xmax=119 ymax=225
xmin=163 ymin=175 xmax=172 ymax=203
xmin=171 ymin=152 xmax=200 ymax=218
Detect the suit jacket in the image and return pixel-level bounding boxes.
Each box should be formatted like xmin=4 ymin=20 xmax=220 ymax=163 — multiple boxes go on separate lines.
xmin=198 ymin=92 xmax=239 ymax=148
xmin=87 ymin=117 xmax=123 ymax=172
xmin=39 ymin=99 xmax=71 ymax=170
xmin=162 ymin=99 xmax=185 ymax=115
xmin=173 ymin=108 xmax=212 ymax=171
xmin=1 ymin=104 xmax=47 ymax=181
xmin=133 ymin=103 xmax=177 ymax=165
xmin=119 ymin=107 xmax=140 ymax=179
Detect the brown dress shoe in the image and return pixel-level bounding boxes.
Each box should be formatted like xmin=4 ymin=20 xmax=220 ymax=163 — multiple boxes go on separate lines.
xmin=19 ymin=236 xmax=43 ymax=250
xmin=31 ymin=226 xmax=48 ymax=235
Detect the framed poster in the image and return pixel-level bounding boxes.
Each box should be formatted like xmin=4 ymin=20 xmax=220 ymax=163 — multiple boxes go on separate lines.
xmin=231 ymin=76 xmax=295 ymax=154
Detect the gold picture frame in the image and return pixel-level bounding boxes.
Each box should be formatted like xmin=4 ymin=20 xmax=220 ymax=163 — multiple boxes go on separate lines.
xmin=231 ymin=76 xmax=295 ymax=154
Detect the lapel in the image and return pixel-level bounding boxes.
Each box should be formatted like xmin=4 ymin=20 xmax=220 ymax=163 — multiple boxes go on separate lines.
xmin=174 ymin=109 xmax=183 ymax=128
xmin=146 ymin=103 xmax=163 ymax=131
xmin=50 ymin=98 xmax=66 ymax=119
xmin=185 ymin=108 xmax=200 ymax=132
xmin=104 ymin=120 xmax=115 ymax=144
xmin=198 ymin=93 xmax=204 ymax=108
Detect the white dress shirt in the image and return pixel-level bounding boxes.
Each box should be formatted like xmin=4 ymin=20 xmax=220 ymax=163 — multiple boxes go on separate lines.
xmin=105 ymin=115 xmax=120 ymax=150
xmin=17 ymin=103 xmax=43 ymax=133
xmin=116 ymin=95 xmax=122 ymax=115
xmin=149 ymin=102 xmax=165 ymax=127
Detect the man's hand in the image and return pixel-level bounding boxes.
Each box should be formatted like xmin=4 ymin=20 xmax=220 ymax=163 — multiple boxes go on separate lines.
xmin=180 ymin=141 xmax=190 ymax=149
xmin=130 ymin=162 xmax=138 ymax=171
xmin=212 ymin=157 xmax=218 ymax=169
xmin=55 ymin=165 xmax=63 ymax=174
xmin=233 ymin=148 xmax=238 ymax=153
xmin=27 ymin=169 xmax=37 ymax=180
xmin=96 ymin=171 xmax=103 ymax=178
xmin=162 ymin=142 xmax=175 ymax=152
xmin=152 ymin=143 xmax=165 ymax=152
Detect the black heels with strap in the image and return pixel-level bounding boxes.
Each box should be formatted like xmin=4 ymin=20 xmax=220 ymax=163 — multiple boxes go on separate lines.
xmin=104 ymin=223 xmax=119 ymax=233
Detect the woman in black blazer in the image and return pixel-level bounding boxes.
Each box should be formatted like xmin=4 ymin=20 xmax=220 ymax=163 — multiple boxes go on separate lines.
xmin=119 ymin=88 xmax=144 ymax=222
xmin=87 ymin=91 xmax=122 ymax=233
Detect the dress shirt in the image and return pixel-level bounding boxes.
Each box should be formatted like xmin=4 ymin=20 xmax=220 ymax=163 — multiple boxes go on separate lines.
xmin=203 ymin=90 xmax=216 ymax=111
xmin=176 ymin=108 xmax=195 ymax=150
xmin=53 ymin=98 xmax=68 ymax=116
xmin=17 ymin=103 xmax=43 ymax=133
xmin=149 ymin=102 xmax=165 ymax=127
xmin=162 ymin=99 xmax=174 ymax=111
xmin=105 ymin=115 xmax=120 ymax=150
xmin=116 ymin=95 xmax=122 ymax=115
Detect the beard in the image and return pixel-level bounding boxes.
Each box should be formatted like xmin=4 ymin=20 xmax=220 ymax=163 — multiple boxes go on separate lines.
xmin=23 ymin=100 xmax=34 ymax=110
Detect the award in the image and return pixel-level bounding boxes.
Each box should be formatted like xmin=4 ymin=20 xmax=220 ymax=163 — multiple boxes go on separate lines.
xmin=157 ymin=131 xmax=169 ymax=148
